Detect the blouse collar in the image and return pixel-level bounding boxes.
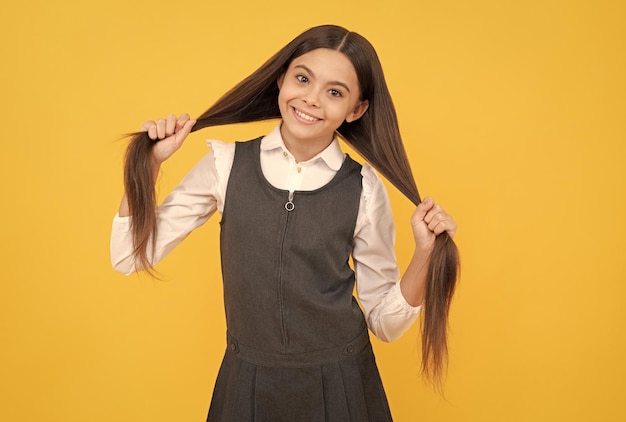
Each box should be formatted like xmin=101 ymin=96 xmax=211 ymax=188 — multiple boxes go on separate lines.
xmin=260 ymin=123 xmax=345 ymax=171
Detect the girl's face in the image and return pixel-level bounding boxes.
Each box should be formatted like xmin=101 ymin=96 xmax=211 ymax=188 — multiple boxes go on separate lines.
xmin=277 ymin=48 xmax=369 ymax=156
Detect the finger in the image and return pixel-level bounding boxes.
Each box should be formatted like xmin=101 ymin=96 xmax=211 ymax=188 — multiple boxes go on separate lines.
xmin=412 ymin=197 xmax=435 ymax=224
xmin=429 ymin=215 xmax=457 ymax=237
xmin=423 ymin=203 xmax=444 ymax=226
xmin=156 ymin=118 xmax=167 ymax=139
xmin=148 ymin=124 xmax=159 ymax=141
xmin=175 ymin=113 xmax=191 ymax=131
xmin=141 ymin=120 xmax=159 ymax=140
xmin=141 ymin=120 xmax=155 ymax=132
xmin=426 ymin=212 xmax=447 ymax=232
xmin=175 ymin=118 xmax=197 ymax=142
xmin=165 ymin=114 xmax=177 ymax=137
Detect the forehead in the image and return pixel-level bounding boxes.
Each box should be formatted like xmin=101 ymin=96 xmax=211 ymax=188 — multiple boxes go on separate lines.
xmin=288 ymin=48 xmax=359 ymax=86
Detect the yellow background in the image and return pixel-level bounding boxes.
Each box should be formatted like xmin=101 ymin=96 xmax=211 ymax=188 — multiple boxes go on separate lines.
xmin=1 ymin=0 xmax=625 ymax=421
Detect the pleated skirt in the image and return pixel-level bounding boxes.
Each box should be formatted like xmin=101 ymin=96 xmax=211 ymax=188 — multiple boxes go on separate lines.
xmin=206 ymin=330 xmax=393 ymax=422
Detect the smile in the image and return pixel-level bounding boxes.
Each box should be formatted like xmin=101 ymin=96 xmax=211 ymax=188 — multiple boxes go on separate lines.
xmin=292 ymin=107 xmax=321 ymax=123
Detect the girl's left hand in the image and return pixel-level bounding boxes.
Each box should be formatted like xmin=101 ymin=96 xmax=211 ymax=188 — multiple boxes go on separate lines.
xmin=410 ymin=197 xmax=457 ymax=251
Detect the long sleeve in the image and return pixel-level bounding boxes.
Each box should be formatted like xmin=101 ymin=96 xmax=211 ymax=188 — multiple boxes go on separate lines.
xmin=110 ymin=125 xmax=420 ymax=342
xmin=110 ymin=141 xmax=234 ymax=274
xmin=353 ymin=165 xmax=421 ymax=342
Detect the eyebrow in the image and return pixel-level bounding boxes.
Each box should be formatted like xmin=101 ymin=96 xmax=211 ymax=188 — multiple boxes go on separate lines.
xmin=294 ymin=64 xmax=352 ymax=93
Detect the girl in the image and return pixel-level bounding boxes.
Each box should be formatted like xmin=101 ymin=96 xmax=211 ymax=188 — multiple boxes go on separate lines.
xmin=111 ymin=25 xmax=458 ymax=421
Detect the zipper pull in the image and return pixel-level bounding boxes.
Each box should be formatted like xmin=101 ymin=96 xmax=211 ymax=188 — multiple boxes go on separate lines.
xmin=285 ymin=191 xmax=295 ymax=212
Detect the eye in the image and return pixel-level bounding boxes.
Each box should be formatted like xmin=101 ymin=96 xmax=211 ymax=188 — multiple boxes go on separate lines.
xmin=328 ymin=88 xmax=343 ymax=97
xmin=296 ymin=74 xmax=309 ymax=83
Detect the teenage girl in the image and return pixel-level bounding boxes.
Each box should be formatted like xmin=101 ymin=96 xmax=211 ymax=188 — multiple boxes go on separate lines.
xmin=111 ymin=25 xmax=457 ymax=421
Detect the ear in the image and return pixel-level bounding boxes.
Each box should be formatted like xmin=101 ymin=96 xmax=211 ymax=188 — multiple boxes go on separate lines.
xmin=277 ymin=72 xmax=285 ymax=89
xmin=345 ymin=99 xmax=370 ymax=123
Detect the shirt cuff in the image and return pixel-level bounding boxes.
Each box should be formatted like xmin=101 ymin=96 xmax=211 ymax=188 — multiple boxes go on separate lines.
xmin=385 ymin=282 xmax=422 ymax=315
xmin=113 ymin=212 xmax=130 ymax=223
xmin=367 ymin=282 xmax=422 ymax=342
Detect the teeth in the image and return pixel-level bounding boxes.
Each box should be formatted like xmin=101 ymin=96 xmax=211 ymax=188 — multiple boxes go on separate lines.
xmin=295 ymin=109 xmax=318 ymax=122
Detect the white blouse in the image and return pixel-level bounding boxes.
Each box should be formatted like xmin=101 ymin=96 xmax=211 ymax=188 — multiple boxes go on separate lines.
xmin=110 ymin=124 xmax=421 ymax=342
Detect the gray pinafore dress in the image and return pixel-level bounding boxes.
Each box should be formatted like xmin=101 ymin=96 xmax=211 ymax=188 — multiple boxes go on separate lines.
xmin=207 ymin=138 xmax=393 ymax=421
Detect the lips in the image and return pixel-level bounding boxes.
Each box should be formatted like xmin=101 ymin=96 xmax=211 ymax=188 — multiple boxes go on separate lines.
xmin=292 ymin=107 xmax=321 ymax=123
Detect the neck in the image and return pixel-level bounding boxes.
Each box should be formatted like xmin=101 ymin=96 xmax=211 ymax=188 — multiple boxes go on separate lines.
xmin=286 ymin=141 xmax=331 ymax=163
xmin=279 ymin=126 xmax=333 ymax=163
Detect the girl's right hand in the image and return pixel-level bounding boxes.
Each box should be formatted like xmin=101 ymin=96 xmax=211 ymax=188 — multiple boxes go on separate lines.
xmin=141 ymin=113 xmax=197 ymax=165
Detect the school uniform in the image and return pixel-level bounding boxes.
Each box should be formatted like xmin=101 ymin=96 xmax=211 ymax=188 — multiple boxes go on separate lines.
xmin=110 ymin=124 xmax=422 ymax=421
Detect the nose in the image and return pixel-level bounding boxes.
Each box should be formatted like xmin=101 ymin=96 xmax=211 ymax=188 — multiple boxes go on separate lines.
xmin=302 ymin=87 xmax=321 ymax=107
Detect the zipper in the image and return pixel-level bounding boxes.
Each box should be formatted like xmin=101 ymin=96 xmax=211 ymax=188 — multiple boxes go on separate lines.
xmin=284 ymin=191 xmax=295 ymax=212
xmin=278 ymin=190 xmax=295 ymax=348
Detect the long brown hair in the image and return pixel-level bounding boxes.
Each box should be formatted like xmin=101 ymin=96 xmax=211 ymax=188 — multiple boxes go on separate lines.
xmin=123 ymin=24 xmax=459 ymax=385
